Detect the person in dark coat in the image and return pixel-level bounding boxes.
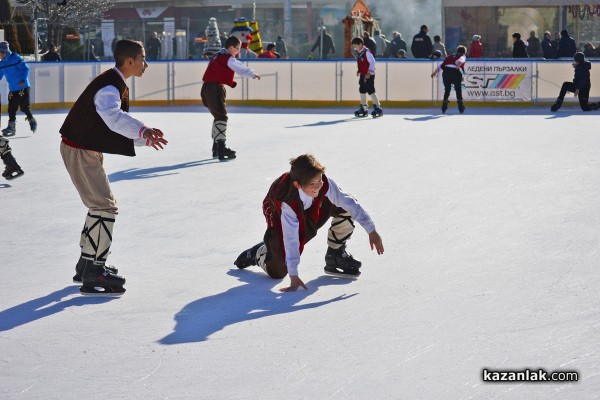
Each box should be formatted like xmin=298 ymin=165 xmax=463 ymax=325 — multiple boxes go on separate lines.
xmin=362 ymin=31 xmax=377 ymax=56
xmin=556 ymin=29 xmax=577 ymax=58
xmin=310 ymin=28 xmax=335 ymax=59
xmin=387 ymin=32 xmax=406 ymax=58
xmin=550 ymin=52 xmax=599 ymax=112
xmin=512 ymin=32 xmax=529 ymax=58
xmin=527 ymin=31 xmax=542 ymax=57
xmin=411 ymin=25 xmax=433 ymax=58
xmin=541 ymin=31 xmax=555 ymax=59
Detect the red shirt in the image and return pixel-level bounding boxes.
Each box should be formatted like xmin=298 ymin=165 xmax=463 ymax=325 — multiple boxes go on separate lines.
xmin=258 ymin=51 xmax=276 ymax=59
xmin=469 ymin=41 xmax=483 ymax=58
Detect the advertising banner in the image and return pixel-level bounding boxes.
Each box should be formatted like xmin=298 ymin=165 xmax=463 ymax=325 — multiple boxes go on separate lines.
xmin=435 ymin=61 xmax=533 ymax=101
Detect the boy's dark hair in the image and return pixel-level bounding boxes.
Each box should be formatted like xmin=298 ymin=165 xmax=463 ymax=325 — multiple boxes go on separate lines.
xmin=351 ymin=37 xmax=364 ymax=45
xmin=512 ymin=32 xmax=521 ymax=40
xmin=225 ymin=36 xmax=241 ymax=49
xmin=114 ymin=39 xmax=144 ymax=67
xmin=456 ymin=45 xmax=467 ymax=54
xmin=266 ymin=43 xmax=276 ymax=51
xmin=289 ymin=154 xmax=325 ymax=186
xmin=434 ymin=35 xmax=441 ymax=42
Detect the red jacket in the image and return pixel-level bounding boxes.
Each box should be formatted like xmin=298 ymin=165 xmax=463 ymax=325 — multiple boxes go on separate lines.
xmin=258 ymin=51 xmax=276 ymax=59
xmin=202 ymin=51 xmax=236 ymax=88
xmin=356 ymin=48 xmax=373 ymax=75
xmin=469 ymin=41 xmax=483 ymax=58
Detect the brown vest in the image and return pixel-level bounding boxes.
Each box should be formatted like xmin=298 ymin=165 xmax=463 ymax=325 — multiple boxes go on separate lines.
xmin=60 ymin=69 xmax=136 ymax=156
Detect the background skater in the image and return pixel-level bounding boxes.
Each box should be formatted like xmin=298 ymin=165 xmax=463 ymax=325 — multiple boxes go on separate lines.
xmin=351 ymin=37 xmax=383 ymax=118
xmin=234 ymin=154 xmax=384 ymax=292
xmin=431 ymin=45 xmax=467 ymax=114
xmin=551 ymin=52 xmax=599 ymax=112
xmin=201 ymin=36 xmax=260 ymax=161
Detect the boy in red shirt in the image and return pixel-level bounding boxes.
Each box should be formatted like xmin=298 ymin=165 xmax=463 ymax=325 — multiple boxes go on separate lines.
xmin=431 ymin=45 xmax=467 ymax=114
xmin=351 ymin=37 xmax=383 ymax=118
xmin=201 ymin=36 xmax=261 ymax=161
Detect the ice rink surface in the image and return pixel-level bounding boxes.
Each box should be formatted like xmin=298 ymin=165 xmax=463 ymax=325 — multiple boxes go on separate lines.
xmin=1 ymin=105 xmax=600 ymax=399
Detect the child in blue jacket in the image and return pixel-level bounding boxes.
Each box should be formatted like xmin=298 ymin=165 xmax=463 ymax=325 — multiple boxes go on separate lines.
xmin=0 ymin=41 xmax=36 ymax=136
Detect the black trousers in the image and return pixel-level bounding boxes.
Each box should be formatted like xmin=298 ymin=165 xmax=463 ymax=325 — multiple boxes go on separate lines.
xmin=558 ymin=82 xmax=593 ymax=111
xmin=358 ymin=74 xmax=376 ymax=95
xmin=7 ymin=87 xmax=33 ymax=121
xmin=442 ymin=68 xmax=463 ymax=101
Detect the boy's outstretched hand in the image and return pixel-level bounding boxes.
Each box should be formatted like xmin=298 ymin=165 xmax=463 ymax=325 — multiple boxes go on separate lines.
xmin=144 ymin=128 xmax=168 ymax=150
xmin=369 ymin=230 xmax=384 ymax=255
xmin=279 ymin=275 xmax=308 ymax=292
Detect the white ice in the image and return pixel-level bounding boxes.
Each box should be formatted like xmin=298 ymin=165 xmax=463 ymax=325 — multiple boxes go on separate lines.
xmin=1 ymin=105 xmax=599 ymax=399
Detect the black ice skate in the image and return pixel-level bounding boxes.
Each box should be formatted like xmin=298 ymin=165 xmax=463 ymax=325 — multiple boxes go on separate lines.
xmin=234 ymin=242 xmax=265 ymax=269
xmin=371 ymin=106 xmax=383 ymax=118
xmin=354 ymin=106 xmax=369 ymax=118
xmin=441 ymin=100 xmax=448 ymax=114
xmin=1 ymin=152 xmax=24 ymax=180
xmin=73 ymin=256 xmax=119 ymax=284
xmin=27 ymin=117 xmax=37 ymax=133
xmin=2 ymin=121 xmax=15 ymax=137
xmin=324 ymin=244 xmax=362 ymax=279
xmin=550 ymin=98 xmax=563 ymax=112
xmin=217 ymin=140 xmax=236 ymax=161
xmin=457 ymin=100 xmax=465 ymax=114
xmin=80 ymin=260 xmax=126 ymax=296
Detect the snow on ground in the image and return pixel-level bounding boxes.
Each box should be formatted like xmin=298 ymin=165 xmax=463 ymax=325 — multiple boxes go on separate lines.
xmin=1 ymin=105 xmax=600 ymax=399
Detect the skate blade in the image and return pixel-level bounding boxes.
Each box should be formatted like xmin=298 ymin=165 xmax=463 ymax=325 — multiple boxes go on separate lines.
xmin=80 ymin=285 xmax=125 ymax=296
xmin=4 ymin=171 xmax=24 ymax=180
xmin=324 ymin=270 xmax=360 ymax=280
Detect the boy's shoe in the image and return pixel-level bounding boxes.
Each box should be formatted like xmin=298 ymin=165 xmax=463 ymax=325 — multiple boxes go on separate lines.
xmin=2 ymin=121 xmax=15 ymax=137
xmin=73 ymin=256 xmax=119 ymax=284
xmin=371 ymin=106 xmax=383 ymax=118
xmin=550 ymin=98 xmax=563 ymax=112
xmin=590 ymin=102 xmax=600 ymax=111
xmin=441 ymin=100 xmax=448 ymax=113
xmin=324 ymin=244 xmax=361 ymax=278
xmin=354 ymin=106 xmax=369 ymax=118
xmin=234 ymin=242 xmax=266 ymax=269
xmin=457 ymin=100 xmax=465 ymax=114
xmin=1 ymin=152 xmax=24 ymax=180
xmin=80 ymin=260 xmax=125 ymax=296
xmin=26 ymin=117 xmax=37 ymax=133
xmin=216 ymin=140 xmax=236 ymax=161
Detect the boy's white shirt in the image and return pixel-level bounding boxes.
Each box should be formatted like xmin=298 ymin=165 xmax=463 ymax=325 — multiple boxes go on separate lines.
xmin=280 ymin=177 xmax=376 ymax=276
xmin=93 ymin=67 xmax=147 ymax=146
xmin=365 ymin=49 xmax=376 ymax=74
xmin=227 ymin=57 xmax=258 ymax=78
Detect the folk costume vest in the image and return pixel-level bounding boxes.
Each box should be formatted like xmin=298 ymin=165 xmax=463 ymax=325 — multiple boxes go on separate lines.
xmin=263 ymin=172 xmax=330 ymax=258
xmin=202 ymin=50 xmax=237 ymax=88
xmin=356 ymin=48 xmax=372 ymax=75
xmin=60 ymin=69 xmax=135 ymax=156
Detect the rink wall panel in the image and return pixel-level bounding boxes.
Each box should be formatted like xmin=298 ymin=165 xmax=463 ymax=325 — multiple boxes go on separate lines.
xmin=4 ymin=59 xmax=600 ymax=110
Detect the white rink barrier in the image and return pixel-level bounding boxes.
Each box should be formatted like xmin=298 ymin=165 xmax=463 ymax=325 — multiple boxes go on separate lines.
xmin=5 ymin=58 xmax=600 ymax=108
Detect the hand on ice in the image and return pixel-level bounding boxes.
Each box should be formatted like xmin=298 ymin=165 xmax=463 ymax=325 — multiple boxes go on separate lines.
xmin=144 ymin=128 xmax=168 ymax=150
xmin=279 ymin=275 xmax=308 ymax=292
xmin=369 ymin=230 xmax=384 ymax=255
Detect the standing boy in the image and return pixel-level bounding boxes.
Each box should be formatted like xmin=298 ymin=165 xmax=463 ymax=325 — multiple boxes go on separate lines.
xmin=234 ymin=154 xmax=384 ymax=292
xmin=351 ymin=37 xmax=383 ymax=118
xmin=201 ymin=36 xmax=260 ymax=161
xmin=60 ymin=39 xmax=168 ymax=296
xmin=512 ymin=32 xmax=529 ymax=58
xmin=431 ymin=45 xmax=467 ymax=114
xmin=0 ymin=42 xmax=36 ymax=136
xmin=551 ymin=52 xmax=599 ymax=112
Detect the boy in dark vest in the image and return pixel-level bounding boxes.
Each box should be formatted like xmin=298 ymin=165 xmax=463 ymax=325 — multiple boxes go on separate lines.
xmin=551 ymin=52 xmax=599 ymax=112
xmin=431 ymin=45 xmax=467 ymax=114
xmin=351 ymin=37 xmax=383 ymax=118
xmin=234 ymin=154 xmax=384 ymax=292
xmin=201 ymin=35 xmax=261 ymax=161
xmin=59 ymin=39 xmax=168 ymax=296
